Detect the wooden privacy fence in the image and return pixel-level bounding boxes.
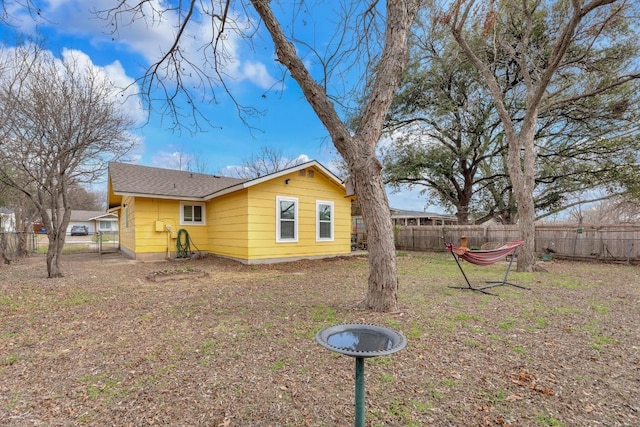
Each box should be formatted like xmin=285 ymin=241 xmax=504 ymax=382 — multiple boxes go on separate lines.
xmin=394 ymin=224 xmax=640 ymax=263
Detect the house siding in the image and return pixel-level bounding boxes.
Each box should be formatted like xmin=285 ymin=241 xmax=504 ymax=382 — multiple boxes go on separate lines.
xmin=208 ymin=190 xmax=250 ymax=260
xmin=127 ymin=198 xmax=210 ymax=259
xmin=110 ymin=162 xmax=352 ymax=263
xmin=133 ymin=198 xmax=171 ymax=257
xmin=118 ymin=196 xmax=136 ymax=257
xmin=244 ymin=167 xmax=351 ymax=262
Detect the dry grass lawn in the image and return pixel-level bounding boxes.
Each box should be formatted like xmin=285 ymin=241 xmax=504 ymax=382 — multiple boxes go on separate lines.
xmin=1 ymin=251 xmax=638 ymax=426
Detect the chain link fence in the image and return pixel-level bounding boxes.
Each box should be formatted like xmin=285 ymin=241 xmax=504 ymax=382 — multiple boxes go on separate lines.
xmin=1 ymin=231 xmax=120 ymax=260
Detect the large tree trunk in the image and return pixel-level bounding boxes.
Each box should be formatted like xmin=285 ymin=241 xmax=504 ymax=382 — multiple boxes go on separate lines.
xmin=509 ymin=127 xmax=538 ymax=272
xmin=14 ymin=204 xmax=30 ymax=257
xmin=40 ymin=202 xmax=71 ymax=278
xmin=513 ymin=182 xmax=537 ymax=271
xmin=46 ymin=228 xmax=65 ymax=278
xmin=252 ymin=0 xmax=418 ymax=312
xmin=352 ymin=157 xmax=398 ymax=312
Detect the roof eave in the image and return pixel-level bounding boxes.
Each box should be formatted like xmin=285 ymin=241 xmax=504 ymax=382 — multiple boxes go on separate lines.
xmin=112 ymin=191 xmax=205 ymax=202
xmin=204 ymin=160 xmax=344 ymax=200
xmin=87 ymin=214 xmax=118 ymax=221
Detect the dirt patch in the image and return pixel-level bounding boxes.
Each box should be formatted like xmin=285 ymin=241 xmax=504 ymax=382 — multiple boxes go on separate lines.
xmin=1 ymin=252 xmax=638 ymax=426
xmin=145 ymin=267 xmax=209 ymax=282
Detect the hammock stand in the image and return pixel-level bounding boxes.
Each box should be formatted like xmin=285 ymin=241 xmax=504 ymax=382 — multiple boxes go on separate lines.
xmin=446 ymin=240 xmax=528 ymax=294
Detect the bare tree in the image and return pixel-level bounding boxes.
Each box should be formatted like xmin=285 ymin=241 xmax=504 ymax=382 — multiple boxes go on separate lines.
xmin=579 ymin=197 xmax=640 ymax=224
xmin=67 ymin=185 xmax=103 ymax=211
xmin=0 ymin=43 xmax=137 ymax=277
xmin=0 ymin=0 xmax=40 ymax=25
xmin=165 ymin=150 xmax=196 ymax=172
xmin=101 ymin=1 xmax=420 ymax=311
xmin=156 ymin=148 xmax=211 ymax=174
xmin=228 ymin=146 xmax=306 ymax=179
xmin=444 ymin=0 xmax=640 ymax=271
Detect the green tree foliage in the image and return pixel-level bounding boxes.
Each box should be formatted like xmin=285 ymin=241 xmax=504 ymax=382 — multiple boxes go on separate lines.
xmin=447 ymin=0 xmax=640 ymax=272
xmin=384 ymin=1 xmax=640 ymax=235
xmin=383 ymin=22 xmax=512 ymax=224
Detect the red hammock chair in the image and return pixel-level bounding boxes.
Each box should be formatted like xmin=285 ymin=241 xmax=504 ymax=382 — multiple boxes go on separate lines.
xmin=446 ymin=239 xmax=528 ymax=294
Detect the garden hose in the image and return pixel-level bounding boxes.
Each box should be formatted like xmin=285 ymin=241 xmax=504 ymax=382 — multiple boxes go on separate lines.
xmin=176 ymin=228 xmax=191 ymax=258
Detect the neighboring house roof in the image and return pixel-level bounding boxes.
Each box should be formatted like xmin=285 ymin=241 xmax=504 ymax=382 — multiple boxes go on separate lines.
xmin=108 ymin=160 xmax=345 ymax=202
xmin=44 ymin=210 xmax=111 ymax=222
xmin=88 ymin=213 xmax=118 ymax=221
xmin=69 ymin=210 xmax=110 ymax=222
xmin=389 ymin=208 xmax=457 ymax=221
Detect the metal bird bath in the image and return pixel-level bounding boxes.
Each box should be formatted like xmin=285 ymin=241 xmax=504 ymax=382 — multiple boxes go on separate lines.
xmin=316 ymin=323 xmax=407 ymax=427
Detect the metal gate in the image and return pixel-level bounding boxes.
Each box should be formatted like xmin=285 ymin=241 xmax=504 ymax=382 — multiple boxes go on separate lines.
xmin=97 ymin=231 xmax=119 ymax=254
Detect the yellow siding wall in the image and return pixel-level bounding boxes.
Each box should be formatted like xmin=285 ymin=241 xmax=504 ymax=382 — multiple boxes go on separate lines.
xmin=208 ymin=190 xmax=249 ymax=259
xmin=243 ymin=166 xmax=351 ymax=262
xmin=132 ymin=198 xmax=211 ymax=258
xmin=118 ymin=195 xmax=136 ymax=258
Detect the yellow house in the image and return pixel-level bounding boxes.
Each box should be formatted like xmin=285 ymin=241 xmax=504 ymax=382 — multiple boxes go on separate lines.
xmin=107 ymin=161 xmax=354 ymax=263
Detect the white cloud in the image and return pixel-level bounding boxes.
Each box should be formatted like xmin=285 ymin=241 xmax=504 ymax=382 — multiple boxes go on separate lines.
xmin=151 ymin=151 xmax=196 ymax=170
xmin=60 ymin=48 xmax=145 ymax=124
xmin=0 ymin=44 xmax=144 ymax=125
xmin=37 ymin=0 xmax=279 ymax=91
xmin=219 ymin=164 xmax=248 ymax=178
xmin=242 ymin=61 xmax=278 ymax=90
xmin=295 ymin=154 xmax=310 ymax=163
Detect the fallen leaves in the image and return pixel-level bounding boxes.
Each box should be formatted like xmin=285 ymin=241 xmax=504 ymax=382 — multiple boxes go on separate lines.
xmin=510 ymin=367 xmax=555 ymax=396
xmin=1 ymin=252 xmax=638 ymax=426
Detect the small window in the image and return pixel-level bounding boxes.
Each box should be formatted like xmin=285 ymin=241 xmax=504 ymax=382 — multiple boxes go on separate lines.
xmin=316 ymin=201 xmax=334 ymax=241
xmin=99 ymin=220 xmax=112 ymax=231
xmin=276 ymin=196 xmax=298 ymax=242
xmin=180 ymin=203 xmax=205 ymax=225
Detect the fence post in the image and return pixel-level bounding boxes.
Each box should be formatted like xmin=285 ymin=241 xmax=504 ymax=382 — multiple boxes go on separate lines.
xmin=412 ymin=227 xmax=415 ymax=251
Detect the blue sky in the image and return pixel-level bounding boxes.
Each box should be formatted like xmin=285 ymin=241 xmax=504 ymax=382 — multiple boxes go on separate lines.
xmin=0 ymin=0 xmax=433 ymax=212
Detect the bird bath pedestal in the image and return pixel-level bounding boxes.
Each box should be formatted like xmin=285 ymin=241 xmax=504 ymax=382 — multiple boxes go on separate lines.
xmin=316 ymin=323 xmax=407 ymax=427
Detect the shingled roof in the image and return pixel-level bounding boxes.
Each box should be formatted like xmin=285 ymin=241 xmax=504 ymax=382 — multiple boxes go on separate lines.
xmin=109 ymin=162 xmax=247 ymax=200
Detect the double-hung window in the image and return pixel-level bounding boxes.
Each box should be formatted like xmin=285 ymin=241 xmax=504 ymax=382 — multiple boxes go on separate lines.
xmin=276 ymin=196 xmax=298 ymax=242
xmin=180 ymin=202 xmax=205 ymax=225
xmin=316 ymin=201 xmax=334 ymax=241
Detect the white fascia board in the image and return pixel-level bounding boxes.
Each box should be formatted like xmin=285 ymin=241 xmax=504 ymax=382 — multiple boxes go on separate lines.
xmin=204 ymin=161 xmax=344 ymax=201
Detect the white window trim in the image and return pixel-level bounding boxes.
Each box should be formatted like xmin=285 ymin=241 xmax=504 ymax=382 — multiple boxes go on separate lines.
xmin=180 ymin=202 xmax=206 ymax=226
xmin=316 ymin=200 xmax=334 ymax=242
xmin=276 ymin=196 xmax=298 ymax=243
